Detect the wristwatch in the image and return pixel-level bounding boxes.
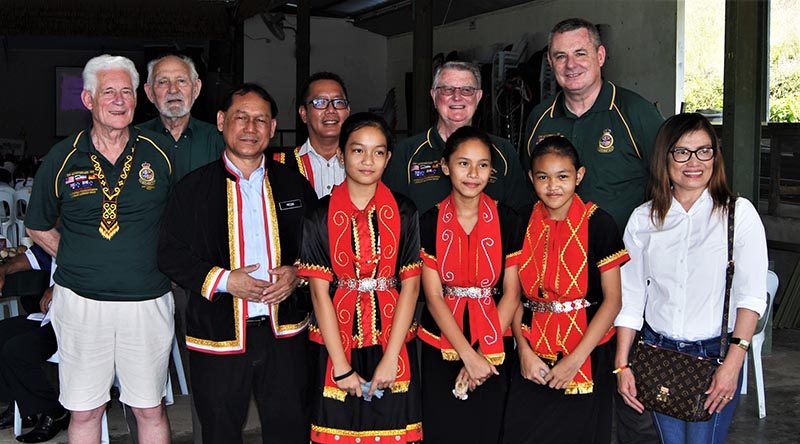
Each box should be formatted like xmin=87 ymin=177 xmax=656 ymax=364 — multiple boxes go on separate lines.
xmin=730 ymin=337 xmax=751 ymax=352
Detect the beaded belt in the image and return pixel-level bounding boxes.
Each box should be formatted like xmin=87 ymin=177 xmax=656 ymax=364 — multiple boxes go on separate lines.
xmin=336 ymin=277 xmax=398 ymax=292
xmin=523 ymin=298 xmax=592 ymax=313
xmin=443 ymin=286 xmax=498 ymax=299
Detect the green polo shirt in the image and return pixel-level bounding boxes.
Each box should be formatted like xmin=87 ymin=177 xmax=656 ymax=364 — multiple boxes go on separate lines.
xmin=26 ymin=126 xmax=173 ymax=301
xmin=522 ymin=81 xmax=664 ymax=230
xmin=138 ymin=117 xmax=224 ymax=183
xmin=383 ymin=126 xmax=532 ymax=214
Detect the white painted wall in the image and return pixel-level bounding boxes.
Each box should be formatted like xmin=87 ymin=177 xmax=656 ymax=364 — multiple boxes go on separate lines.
xmin=387 ymin=0 xmax=679 ymax=130
xmin=244 ymin=15 xmax=388 ymax=145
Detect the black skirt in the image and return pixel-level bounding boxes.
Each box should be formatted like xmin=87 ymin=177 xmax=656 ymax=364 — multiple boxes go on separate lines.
xmin=420 ymin=337 xmax=515 ymax=444
xmin=502 ymin=340 xmax=615 ymax=444
xmin=310 ymin=341 xmax=423 ymax=444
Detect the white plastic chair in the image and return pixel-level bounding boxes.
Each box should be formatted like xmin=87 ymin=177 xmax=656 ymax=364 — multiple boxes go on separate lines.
xmin=13 ymin=337 xmax=187 ymax=441
xmin=0 ymin=297 xmax=20 ymax=320
xmin=14 ymin=186 xmax=31 ymax=244
xmin=0 ymin=185 xmax=16 ymax=247
xmin=740 ymin=270 xmax=779 ymax=419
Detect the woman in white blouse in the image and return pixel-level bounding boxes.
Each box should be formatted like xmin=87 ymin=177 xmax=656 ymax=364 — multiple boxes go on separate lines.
xmin=614 ymin=113 xmax=767 ymax=444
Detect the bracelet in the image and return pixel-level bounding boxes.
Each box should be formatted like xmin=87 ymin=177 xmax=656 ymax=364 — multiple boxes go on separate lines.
xmin=612 ymin=363 xmax=631 ymax=375
xmin=333 ymin=368 xmax=355 ymax=382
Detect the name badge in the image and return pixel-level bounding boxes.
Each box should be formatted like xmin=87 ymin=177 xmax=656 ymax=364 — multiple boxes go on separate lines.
xmin=278 ymin=199 xmax=303 ymax=211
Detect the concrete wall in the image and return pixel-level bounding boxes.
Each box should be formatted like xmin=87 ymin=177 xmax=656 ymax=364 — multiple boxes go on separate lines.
xmin=244 ymin=16 xmax=388 ymax=146
xmin=387 ymin=0 xmax=679 ymax=130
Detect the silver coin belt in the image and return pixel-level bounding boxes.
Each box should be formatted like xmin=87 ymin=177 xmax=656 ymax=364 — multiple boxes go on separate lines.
xmin=443 ymin=286 xmax=499 ymax=299
xmin=522 ymin=298 xmax=592 ymax=313
xmin=335 ymin=277 xmax=398 ymax=292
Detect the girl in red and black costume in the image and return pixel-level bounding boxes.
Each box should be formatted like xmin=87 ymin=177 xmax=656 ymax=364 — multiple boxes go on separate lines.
xmin=503 ymin=136 xmax=629 ymax=444
xmin=418 ymin=126 xmax=523 ymax=444
xmin=298 ymin=113 xmax=423 ymax=444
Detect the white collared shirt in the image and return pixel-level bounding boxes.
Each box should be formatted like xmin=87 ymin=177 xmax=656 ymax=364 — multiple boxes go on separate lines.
xmin=299 ymin=139 xmax=345 ymax=197
xmin=615 ymin=190 xmax=768 ymax=341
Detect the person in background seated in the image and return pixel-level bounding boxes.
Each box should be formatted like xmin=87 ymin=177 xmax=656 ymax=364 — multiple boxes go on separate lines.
xmin=0 ymin=244 xmax=66 ymax=443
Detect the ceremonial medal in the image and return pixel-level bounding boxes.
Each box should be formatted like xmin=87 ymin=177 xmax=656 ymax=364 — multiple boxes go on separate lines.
xmin=597 ymin=128 xmax=615 ymax=153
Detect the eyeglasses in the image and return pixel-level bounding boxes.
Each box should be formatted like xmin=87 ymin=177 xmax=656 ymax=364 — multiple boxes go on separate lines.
xmin=669 ymin=146 xmax=715 ymax=163
xmin=306 ymin=97 xmax=349 ymax=110
xmin=434 ymin=86 xmax=479 ymax=97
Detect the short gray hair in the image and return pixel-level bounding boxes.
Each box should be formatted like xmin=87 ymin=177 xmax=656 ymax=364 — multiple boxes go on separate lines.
xmin=82 ymin=54 xmax=139 ymax=96
xmin=548 ymin=18 xmax=602 ymax=49
xmin=146 ymin=55 xmax=200 ymax=85
xmin=432 ymin=61 xmax=481 ymax=89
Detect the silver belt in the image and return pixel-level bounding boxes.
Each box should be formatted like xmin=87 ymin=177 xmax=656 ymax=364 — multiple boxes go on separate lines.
xmin=336 ymin=277 xmax=398 ymax=292
xmin=523 ymin=298 xmax=592 ymax=313
xmin=443 ymin=286 xmax=498 ymax=299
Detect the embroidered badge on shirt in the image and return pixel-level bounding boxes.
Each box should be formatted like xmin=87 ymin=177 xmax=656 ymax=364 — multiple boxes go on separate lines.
xmin=411 ymin=160 xmax=441 ymax=184
xmin=65 ymin=170 xmax=98 ymax=198
xmin=138 ymin=162 xmax=156 ymax=190
xmin=535 ymin=133 xmax=563 ymax=145
xmin=598 ymin=128 xmax=615 ymax=153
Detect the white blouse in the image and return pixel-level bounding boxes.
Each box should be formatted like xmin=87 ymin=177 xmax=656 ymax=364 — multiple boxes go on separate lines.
xmin=615 ymin=190 xmax=767 ymax=341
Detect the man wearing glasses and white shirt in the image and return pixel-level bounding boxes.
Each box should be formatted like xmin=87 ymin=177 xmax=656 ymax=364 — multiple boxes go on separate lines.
xmin=273 ymin=71 xmax=350 ymax=197
xmin=383 ymin=61 xmax=531 ymax=214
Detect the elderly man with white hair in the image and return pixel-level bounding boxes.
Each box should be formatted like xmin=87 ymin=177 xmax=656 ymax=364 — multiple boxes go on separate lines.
xmin=26 ymin=54 xmax=174 ymax=443
xmin=140 ymin=54 xmax=224 ymax=183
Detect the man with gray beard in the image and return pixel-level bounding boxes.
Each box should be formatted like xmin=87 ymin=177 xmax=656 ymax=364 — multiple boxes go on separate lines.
xmin=140 ymin=54 xmax=224 ymax=183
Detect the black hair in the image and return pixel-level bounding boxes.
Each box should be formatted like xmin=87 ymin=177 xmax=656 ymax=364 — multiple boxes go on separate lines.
xmin=300 ymin=72 xmax=349 ymax=104
xmin=338 ymin=112 xmax=394 ymax=155
xmin=530 ymin=135 xmax=581 ymax=171
xmin=220 ymin=83 xmax=278 ymax=117
xmin=442 ymin=126 xmax=493 ymax=162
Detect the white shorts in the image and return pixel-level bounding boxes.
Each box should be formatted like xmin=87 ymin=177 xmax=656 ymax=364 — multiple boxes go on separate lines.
xmin=51 ymin=285 xmax=174 ymax=411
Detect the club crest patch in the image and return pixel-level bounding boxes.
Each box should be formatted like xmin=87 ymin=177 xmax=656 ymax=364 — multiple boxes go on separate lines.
xmin=598 ymin=128 xmax=615 ymax=153
xmin=139 ymin=162 xmax=156 ymax=189
xmin=411 ymin=160 xmax=441 ymax=184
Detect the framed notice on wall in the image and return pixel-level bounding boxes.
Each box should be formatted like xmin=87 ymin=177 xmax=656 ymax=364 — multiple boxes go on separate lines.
xmin=55 ymin=67 xmax=91 ymax=137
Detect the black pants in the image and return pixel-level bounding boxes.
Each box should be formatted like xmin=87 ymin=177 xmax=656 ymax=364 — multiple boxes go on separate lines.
xmin=189 ymin=324 xmax=310 ymax=444
xmin=0 ymin=316 xmax=60 ymax=417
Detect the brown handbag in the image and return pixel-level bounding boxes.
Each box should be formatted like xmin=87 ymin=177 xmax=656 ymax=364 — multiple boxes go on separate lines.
xmin=630 ymin=198 xmax=735 ymax=422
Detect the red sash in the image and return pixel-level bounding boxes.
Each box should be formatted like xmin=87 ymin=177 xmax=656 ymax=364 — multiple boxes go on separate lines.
xmin=518 ymin=195 xmax=612 ymax=394
xmin=319 ymin=182 xmax=413 ymax=400
xmin=421 ymin=193 xmax=506 ymax=364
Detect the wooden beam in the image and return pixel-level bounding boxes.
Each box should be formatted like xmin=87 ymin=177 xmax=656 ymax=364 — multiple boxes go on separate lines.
xmin=411 ymin=0 xmax=433 ymax=133
xmin=295 ymin=0 xmax=311 ymax=146
xmin=721 ymin=0 xmax=769 ymax=202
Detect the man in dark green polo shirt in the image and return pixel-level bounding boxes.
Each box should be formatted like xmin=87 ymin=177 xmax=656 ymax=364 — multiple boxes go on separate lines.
xmin=26 ymin=54 xmax=174 ymax=443
xmin=522 ymin=18 xmax=662 ymax=444
xmin=140 ymin=54 xmax=224 ymax=183
xmin=522 ymin=18 xmax=664 ymax=234
xmin=384 ymin=61 xmax=532 ymax=214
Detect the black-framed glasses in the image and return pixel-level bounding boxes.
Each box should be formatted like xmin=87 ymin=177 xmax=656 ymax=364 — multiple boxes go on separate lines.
xmin=669 ymin=146 xmax=715 ymax=163
xmin=306 ymin=97 xmax=349 ymax=110
xmin=434 ymin=85 xmax=479 ymax=97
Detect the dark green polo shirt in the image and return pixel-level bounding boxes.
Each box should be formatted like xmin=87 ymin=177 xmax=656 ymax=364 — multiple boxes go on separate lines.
xmin=383 ymin=126 xmax=532 ymax=214
xmin=26 ymin=126 xmax=173 ymax=301
xmin=522 ymin=81 xmax=664 ymax=230
xmin=139 ymin=117 xmax=224 ymax=183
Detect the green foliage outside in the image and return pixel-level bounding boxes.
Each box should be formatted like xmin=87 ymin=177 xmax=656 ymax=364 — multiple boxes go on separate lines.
xmin=684 ymin=0 xmax=800 ymax=122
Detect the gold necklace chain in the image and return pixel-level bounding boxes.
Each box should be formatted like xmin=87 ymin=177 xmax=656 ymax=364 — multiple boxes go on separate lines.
xmin=90 ymin=142 xmax=136 ymax=240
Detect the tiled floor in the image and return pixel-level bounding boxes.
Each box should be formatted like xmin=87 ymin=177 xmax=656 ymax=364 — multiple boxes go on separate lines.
xmin=3 ymin=329 xmax=799 ymax=443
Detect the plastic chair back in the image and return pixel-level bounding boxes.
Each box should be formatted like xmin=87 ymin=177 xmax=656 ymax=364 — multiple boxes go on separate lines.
xmin=756 ymin=270 xmax=780 ymax=334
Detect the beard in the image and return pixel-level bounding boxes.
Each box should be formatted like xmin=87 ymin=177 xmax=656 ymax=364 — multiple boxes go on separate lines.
xmin=158 ymin=93 xmax=191 ymax=118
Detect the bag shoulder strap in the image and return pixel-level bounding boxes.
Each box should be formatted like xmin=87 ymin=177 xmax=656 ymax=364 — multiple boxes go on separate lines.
xmin=719 ymin=197 xmax=736 ymax=359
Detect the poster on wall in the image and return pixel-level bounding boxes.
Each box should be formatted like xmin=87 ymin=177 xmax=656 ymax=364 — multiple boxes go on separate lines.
xmin=56 ymin=67 xmax=91 ymax=137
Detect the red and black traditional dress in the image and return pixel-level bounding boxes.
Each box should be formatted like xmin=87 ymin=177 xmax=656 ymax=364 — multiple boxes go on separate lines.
xmin=417 ymin=193 xmax=523 ymax=444
xmin=502 ymin=195 xmax=629 ymax=444
xmin=297 ymin=182 xmax=423 ymax=444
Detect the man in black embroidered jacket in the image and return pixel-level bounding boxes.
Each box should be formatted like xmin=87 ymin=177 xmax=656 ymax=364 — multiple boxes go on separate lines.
xmin=158 ymin=83 xmax=317 ymax=443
